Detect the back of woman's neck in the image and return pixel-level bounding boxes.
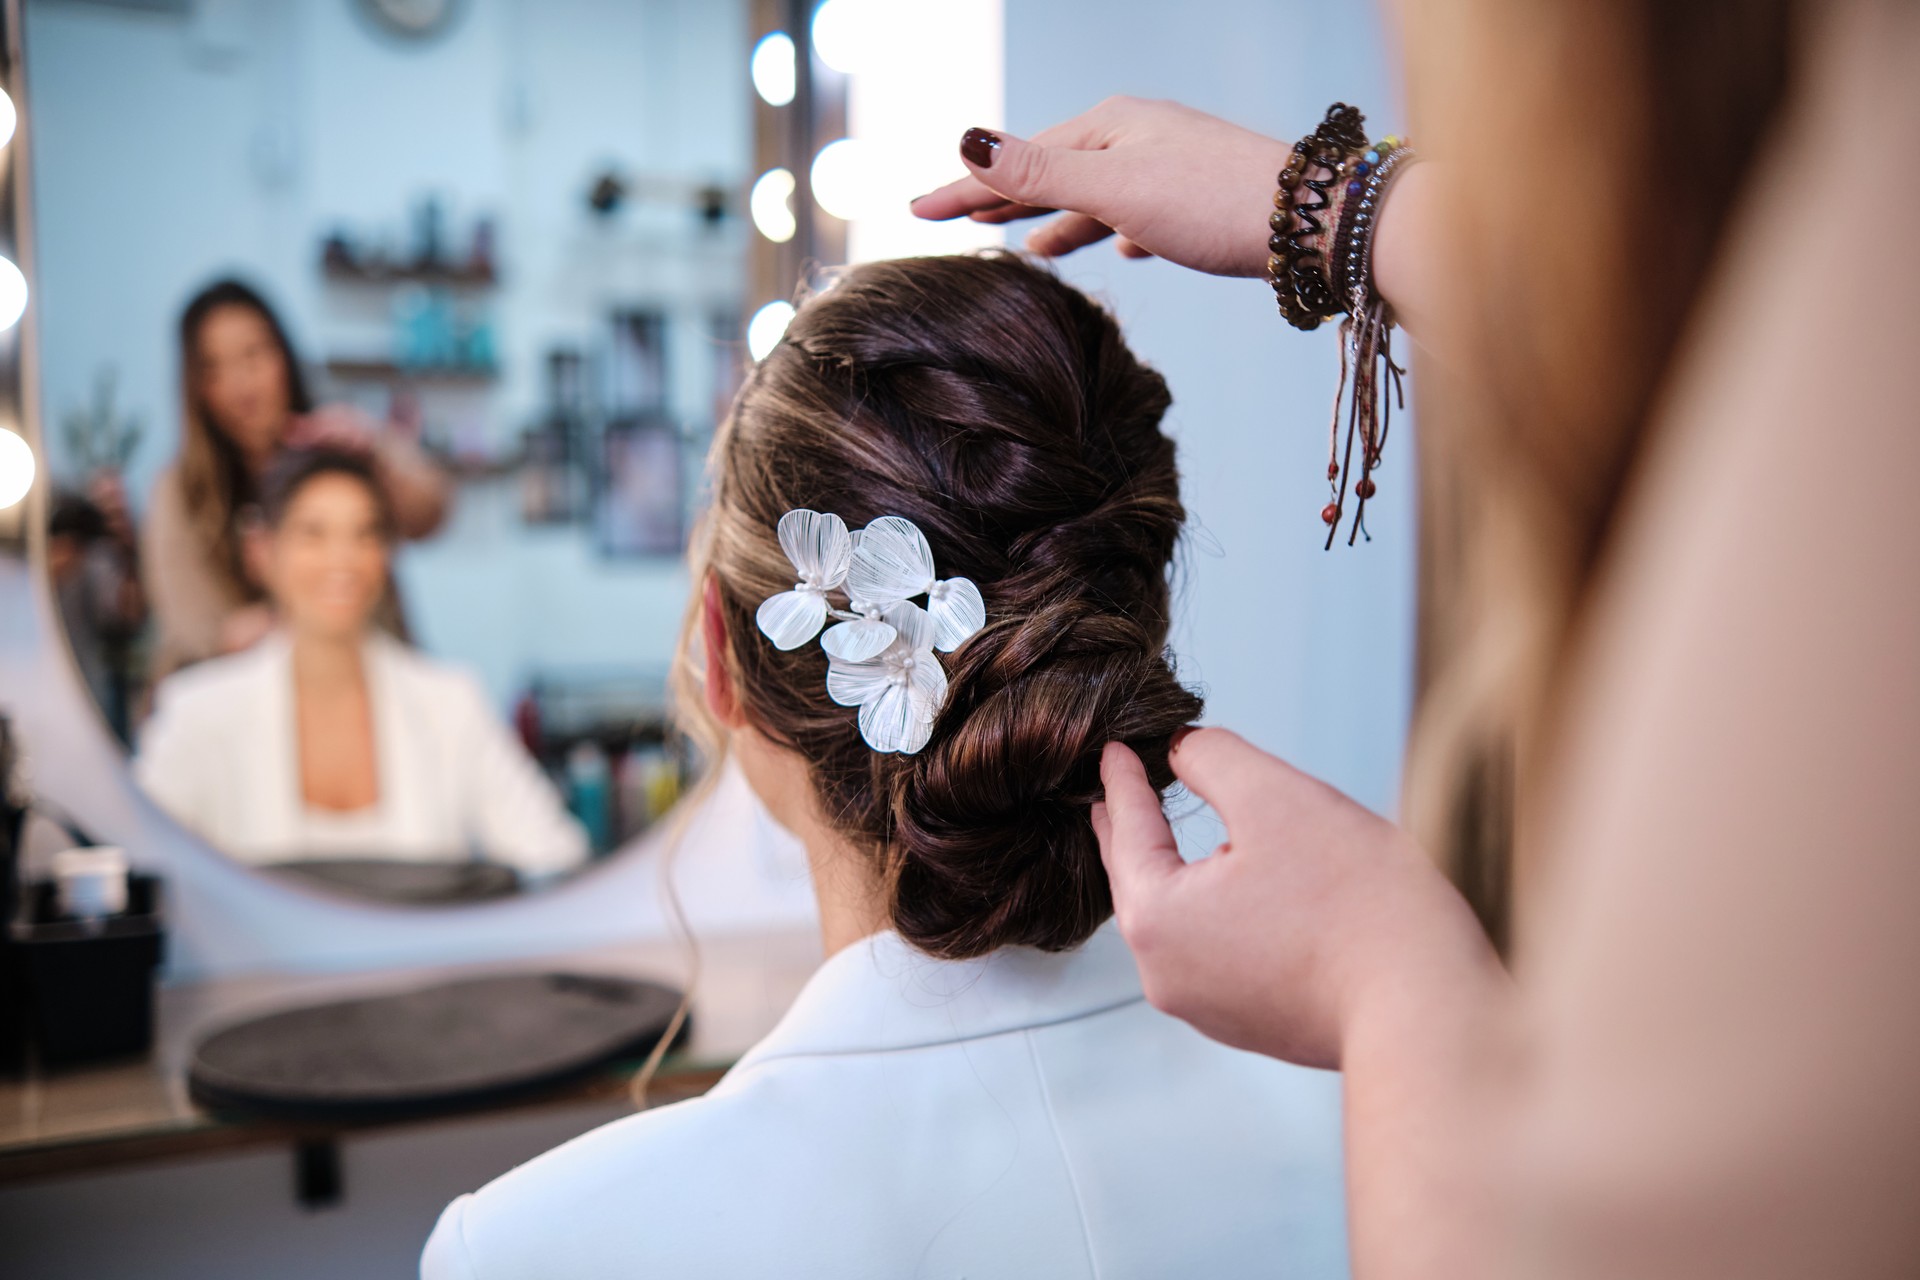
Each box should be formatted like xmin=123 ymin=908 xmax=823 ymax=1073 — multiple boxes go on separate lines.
xmin=803 ymin=833 xmax=891 ymax=958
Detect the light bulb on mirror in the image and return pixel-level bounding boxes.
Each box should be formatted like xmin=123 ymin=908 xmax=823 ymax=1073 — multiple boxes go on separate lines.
xmin=811 ymin=0 xmax=878 ymax=76
xmin=751 ymin=32 xmax=796 ymax=107
xmin=809 ymin=138 xmax=876 ymax=221
xmin=749 ymin=168 xmax=797 ymax=243
xmin=0 ymin=257 xmax=26 ymax=332
xmin=0 ymin=427 xmax=34 ymax=511
xmin=747 ymin=301 xmax=796 ymax=362
xmin=0 ymin=89 xmax=15 ymax=151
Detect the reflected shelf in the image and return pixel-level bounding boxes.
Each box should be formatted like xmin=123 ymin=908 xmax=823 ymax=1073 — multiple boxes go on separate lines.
xmin=322 ymin=358 xmax=498 ymax=385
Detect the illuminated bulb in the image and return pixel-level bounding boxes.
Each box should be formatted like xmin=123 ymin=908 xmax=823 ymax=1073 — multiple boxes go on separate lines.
xmin=749 ymin=168 xmax=797 ymax=243
xmin=750 ymin=32 xmax=796 ymax=107
xmin=811 ymin=0 xmax=877 ymax=75
xmin=0 ymin=257 xmax=26 ymax=332
xmin=809 ymin=138 xmax=875 ymax=221
xmin=0 ymin=427 xmax=33 ymax=511
xmin=0 ymin=90 xmax=15 ymax=151
xmin=747 ymin=301 xmax=796 ymax=362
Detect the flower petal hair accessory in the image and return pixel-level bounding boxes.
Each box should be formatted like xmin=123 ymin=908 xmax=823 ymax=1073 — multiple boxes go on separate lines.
xmin=754 ymin=510 xmax=853 ymax=650
xmin=754 ymin=509 xmax=985 ymax=754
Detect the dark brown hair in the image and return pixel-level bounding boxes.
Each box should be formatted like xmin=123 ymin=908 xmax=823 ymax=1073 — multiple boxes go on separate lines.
xmin=256 ymin=447 xmax=394 ymax=539
xmin=681 ymin=252 xmax=1202 ymax=960
xmin=177 ymin=278 xmax=315 ymax=604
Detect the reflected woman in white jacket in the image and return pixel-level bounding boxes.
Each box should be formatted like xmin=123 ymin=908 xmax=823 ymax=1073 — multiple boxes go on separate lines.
xmin=423 ymin=254 xmax=1348 ymax=1278
xmin=135 ymin=448 xmax=588 ymax=880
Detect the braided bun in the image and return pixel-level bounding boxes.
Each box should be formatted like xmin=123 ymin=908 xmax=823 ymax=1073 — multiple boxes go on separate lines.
xmin=696 ymin=252 xmax=1201 ymax=960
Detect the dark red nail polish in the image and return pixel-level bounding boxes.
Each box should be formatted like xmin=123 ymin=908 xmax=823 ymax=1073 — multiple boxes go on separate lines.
xmin=960 ymin=128 xmax=1001 ymax=169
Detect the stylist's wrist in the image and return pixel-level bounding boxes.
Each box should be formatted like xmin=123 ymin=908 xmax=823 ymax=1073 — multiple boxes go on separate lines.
xmin=1368 ymin=158 xmax=1438 ymax=342
xmin=1333 ymin=850 xmax=1513 ymax=1074
xmin=1236 ymin=138 xmax=1299 ymax=278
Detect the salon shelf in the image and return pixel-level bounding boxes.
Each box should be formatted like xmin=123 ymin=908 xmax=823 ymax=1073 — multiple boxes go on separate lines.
xmin=323 ymin=359 xmax=498 ymax=386
xmin=435 ymin=453 xmax=524 ymax=481
xmin=321 ymin=261 xmax=497 ymax=288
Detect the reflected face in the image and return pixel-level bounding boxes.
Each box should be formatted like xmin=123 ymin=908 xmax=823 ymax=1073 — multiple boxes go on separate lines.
xmin=193 ymin=304 xmax=293 ymax=459
xmin=262 ymin=473 xmax=389 ymax=641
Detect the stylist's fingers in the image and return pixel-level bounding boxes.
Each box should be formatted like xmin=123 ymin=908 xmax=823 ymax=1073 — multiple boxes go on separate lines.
xmin=966 ymin=200 xmax=1057 ymax=225
xmin=947 ymin=127 xmax=1115 ymax=224
xmin=912 ymin=96 xmax=1130 ymax=221
xmin=1167 ymin=727 xmax=1290 ymax=834
xmin=1025 ymin=212 xmax=1117 ymax=258
xmin=1095 ymin=742 xmax=1184 ymax=920
xmin=911 ymin=175 xmax=1010 ymax=221
xmin=1116 ymin=238 xmax=1155 ymax=259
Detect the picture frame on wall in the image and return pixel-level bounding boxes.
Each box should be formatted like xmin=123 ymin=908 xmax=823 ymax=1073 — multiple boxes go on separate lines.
xmin=606 ymin=310 xmax=668 ymax=419
xmin=595 ymin=417 xmax=683 ymax=558
xmin=520 ymin=419 xmax=589 ymax=525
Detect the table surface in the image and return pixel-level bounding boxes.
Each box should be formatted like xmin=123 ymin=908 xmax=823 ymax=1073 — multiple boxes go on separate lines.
xmin=0 ymin=927 xmax=823 ymax=1184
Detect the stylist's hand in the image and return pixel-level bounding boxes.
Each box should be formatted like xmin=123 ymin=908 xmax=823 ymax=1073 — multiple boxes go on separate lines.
xmin=1092 ymin=730 xmax=1503 ymax=1069
xmin=910 ymin=98 xmax=1291 ymax=278
xmin=285 ymin=403 xmax=380 ymax=455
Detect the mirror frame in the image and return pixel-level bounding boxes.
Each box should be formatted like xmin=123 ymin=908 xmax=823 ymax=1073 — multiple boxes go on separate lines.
xmin=0 ymin=0 xmax=825 ymax=982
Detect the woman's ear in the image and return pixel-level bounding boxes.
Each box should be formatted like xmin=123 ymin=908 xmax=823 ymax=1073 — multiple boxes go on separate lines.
xmin=702 ymin=575 xmax=744 ymax=728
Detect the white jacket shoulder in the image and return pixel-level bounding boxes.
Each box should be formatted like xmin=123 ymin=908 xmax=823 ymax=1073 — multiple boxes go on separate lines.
xmin=140 ymin=642 xmax=281 ymax=744
xmin=371 ymin=637 xmax=493 ymax=721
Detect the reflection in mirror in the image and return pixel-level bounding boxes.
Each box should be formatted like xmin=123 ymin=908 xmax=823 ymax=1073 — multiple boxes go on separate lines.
xmin=25 ymin=0 xmax=750 ymax=900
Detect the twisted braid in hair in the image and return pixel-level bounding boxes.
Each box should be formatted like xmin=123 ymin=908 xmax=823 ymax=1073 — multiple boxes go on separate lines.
xmin=686 ymin=251 xmax=1202 ymax=960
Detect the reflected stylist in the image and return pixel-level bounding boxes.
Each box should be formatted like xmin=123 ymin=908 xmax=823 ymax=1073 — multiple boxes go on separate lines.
xmin=143 ymin=279 xmax=450 ymax=679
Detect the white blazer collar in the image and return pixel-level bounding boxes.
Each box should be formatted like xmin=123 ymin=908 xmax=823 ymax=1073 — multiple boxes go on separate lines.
xmin=732 ymin=921 xmax=1144 ymax=1070
xmin=243 ymin=629 xmax=427 ymax=851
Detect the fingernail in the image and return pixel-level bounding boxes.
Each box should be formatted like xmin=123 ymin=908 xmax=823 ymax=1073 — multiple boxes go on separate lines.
xmin=960 ymin=127 xmax=1001 ymax=169
xmin=1169 ymin=726 xmax=1197 ymax=755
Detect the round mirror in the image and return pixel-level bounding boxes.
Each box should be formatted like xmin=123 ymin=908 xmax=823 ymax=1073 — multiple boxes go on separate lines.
xmin=23 ymin=0 xmax=751 ymax=904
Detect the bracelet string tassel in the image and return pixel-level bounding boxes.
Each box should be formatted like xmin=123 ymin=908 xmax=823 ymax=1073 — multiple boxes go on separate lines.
xmin=1331 ymin=303 xmax=1405 ymax=548
xmin=1280 ymin=106 xmax=1415 ymax=548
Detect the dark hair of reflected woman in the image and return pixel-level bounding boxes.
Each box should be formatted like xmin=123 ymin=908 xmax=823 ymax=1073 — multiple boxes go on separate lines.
xmin=255 ymin=447 xmax=395 ymax=541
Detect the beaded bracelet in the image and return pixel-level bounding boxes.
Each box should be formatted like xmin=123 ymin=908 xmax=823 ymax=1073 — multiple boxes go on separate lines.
xmin=1322 ymin=138 xmax=1415 ymax=547
xmin=1267 ymin=103 xmax=1367 ymax=331
xmin=1264 ymin=105 xmax=1416 ymax=547
xmin=1335 ymin=139 xmax=1412 ymax=316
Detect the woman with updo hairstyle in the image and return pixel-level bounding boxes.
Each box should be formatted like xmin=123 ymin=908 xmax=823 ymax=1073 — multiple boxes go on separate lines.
xmin=424 ymin=253 xmax=1348 ymax=1279
xmin=136 ymin=447 xmax=586 ymax=881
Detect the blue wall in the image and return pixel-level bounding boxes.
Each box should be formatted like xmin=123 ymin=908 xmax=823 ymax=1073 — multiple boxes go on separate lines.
xmin=1006 ymin=0 xmax=1414 ymax=820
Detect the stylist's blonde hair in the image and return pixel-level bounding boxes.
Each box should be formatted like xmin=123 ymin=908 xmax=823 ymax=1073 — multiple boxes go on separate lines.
xmin=1397 ymin=0 xmax=1794 ymax=949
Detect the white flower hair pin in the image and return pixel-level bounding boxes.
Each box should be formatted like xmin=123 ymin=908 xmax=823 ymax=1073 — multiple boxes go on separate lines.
xmin=755 ymin=509 xmax=986 ymax=755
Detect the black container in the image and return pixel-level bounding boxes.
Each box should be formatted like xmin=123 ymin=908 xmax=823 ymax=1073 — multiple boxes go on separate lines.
xmin=8 ymin=873 xmax=165 ymax=1068
xmin=0 ymin=794 xmax=25 ymax=1075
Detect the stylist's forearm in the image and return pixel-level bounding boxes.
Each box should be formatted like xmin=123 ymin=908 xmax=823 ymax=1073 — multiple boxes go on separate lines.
xmin=376 ymin=437 xmax=452 ymax=540
xmin=1368 ymin=160 xmax=1443 ymax=352
xmin=1340 ymin=905 xmax=1515 ymax=1280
